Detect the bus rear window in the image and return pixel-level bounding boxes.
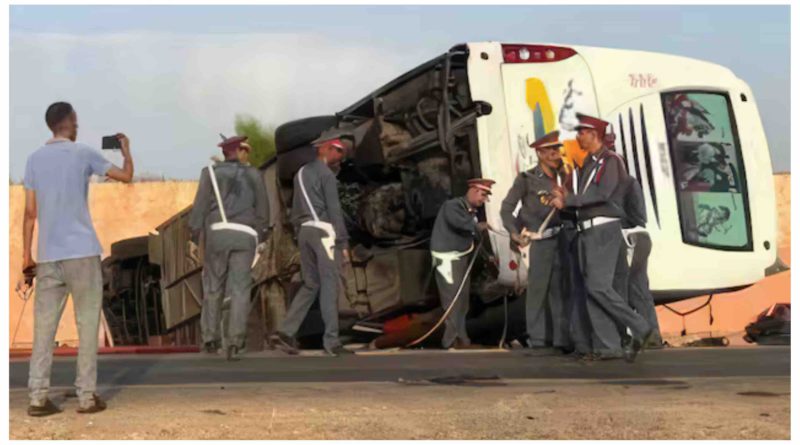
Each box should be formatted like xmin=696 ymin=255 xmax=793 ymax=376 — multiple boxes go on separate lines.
xmin=662 ymin=91 xmax=752 ymax=250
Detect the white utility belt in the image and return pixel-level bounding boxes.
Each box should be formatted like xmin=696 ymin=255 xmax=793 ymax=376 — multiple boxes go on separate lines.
xmin=431 ymin=243 xmax=474 ymax=285
xmin=576 ymin=216 xmax=620 ymax=233
xmin=301 ymin=220 xmax=337 ymax=260
xmin=621 ymin=226 xmax=648 ymax=248
xmin=210 ymin=221 xmax=259 ymax=240
xmin=621 ymin=226 xmax=648 ymax=266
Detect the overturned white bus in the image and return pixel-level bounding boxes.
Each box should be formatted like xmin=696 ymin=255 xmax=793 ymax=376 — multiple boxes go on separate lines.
xmin=276 ymin=41 xmax=781 ymax=297
xmin=142 ymin=41 xmax=785 ymax=348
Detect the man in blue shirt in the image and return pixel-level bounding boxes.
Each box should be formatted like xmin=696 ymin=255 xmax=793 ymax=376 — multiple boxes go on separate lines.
xmin=22 ymin=102 xmax=134 ymax=416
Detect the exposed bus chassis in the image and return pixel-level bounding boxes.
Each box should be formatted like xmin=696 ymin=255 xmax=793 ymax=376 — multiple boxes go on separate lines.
xmin=104 ymin=46 xmax=524 ymax=349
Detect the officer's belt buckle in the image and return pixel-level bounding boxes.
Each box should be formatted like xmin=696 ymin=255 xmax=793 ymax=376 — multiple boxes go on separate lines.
xmin=577 ymin=217 xmax=619 ymax=233
xmin=539 ymin=226 xmax=562 ymax=239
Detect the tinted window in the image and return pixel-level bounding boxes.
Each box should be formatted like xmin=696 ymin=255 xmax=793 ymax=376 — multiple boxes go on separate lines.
xmin=662 ymin=92 xmax=751 ymax=250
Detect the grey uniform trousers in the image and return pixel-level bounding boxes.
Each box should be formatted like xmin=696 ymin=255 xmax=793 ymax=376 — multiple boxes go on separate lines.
xmin=577 ymin=222 xmax=651 ymax=345
xmin=627 ymin=232 xmax=663 ymax=343
xmin=201 ymin=229 xmax=256 ymax=349
xmin=434 ymin=254 xmax=471 ymax=348
xmin=585 ymin=238 xmax=629 ymax=355
xmin=563 ymin=226 xmax=592 ymax=354
xmin=525 ymin=235 xmax=569 ymax=348
xmin=279 ymin=226 xmax=342 ymax=351
xmin=29 ymin=256 xmax=102 ymax=408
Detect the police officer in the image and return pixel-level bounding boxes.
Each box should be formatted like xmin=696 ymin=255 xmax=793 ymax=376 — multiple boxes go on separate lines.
xmin=620 ymin=175 xmax=664 ymax=348
xmin=500 ymin=131 xmax=570 ymax=353
xmin=188 ymin=135 xmax=270 ymax=360
xmin=550 ymin=114 xmax=654 ymax=362
xmin=271 ymin=128 xmax=354 ymax=357
xmin=430 ymin=178 xmax=494 ymax=349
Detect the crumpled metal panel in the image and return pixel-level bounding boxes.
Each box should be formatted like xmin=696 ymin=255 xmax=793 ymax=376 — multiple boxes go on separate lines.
xmin=150 ymin=206 xmax=203 ymax=330
xmin=251 ymin=164 xmax=301 ymax=283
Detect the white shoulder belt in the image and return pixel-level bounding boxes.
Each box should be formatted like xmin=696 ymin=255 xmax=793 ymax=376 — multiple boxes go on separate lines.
xmin=207 ymin=162 xmax=260 ymax=268
xmin=297 ymin=165 xmax=336 ymax=260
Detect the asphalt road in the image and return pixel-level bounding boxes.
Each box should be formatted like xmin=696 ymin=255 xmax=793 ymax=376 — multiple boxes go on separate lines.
xmin=9 ymin=346 xmax=789 ymax=388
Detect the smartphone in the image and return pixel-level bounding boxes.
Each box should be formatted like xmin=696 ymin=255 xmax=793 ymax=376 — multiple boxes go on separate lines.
xmin=102 ymin=135 xmax=122 ymax=150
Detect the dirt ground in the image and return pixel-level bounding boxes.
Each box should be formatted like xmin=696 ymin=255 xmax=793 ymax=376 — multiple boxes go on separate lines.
xmin=9 ymin=376 xmax=789 ymax=440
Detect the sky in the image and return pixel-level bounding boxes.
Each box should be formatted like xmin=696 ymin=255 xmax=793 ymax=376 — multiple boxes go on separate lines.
xmin=9 ymin=5 xmax=791 ymax=180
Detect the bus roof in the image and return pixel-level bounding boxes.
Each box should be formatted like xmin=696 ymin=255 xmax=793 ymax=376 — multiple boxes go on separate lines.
xmin=338 ymin=42 xmax=743 ymax=120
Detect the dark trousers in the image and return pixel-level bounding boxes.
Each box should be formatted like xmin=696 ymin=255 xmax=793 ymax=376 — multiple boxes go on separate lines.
xmin=525 ymin=236 xmax=569 ymax=348
xmin=202 ymin=230 xmax=256 ymax=349
xmin=434 ymin=255 xmax=471 ymax=348
xmin=279 ymin=226 xmax=342 ymax=351
xmin=627 ymin=232 xmax=663 ymax=342
xmin=563 ymin=227 xmax=592 ymax=354
xmin=577 ymin=222 xmax=651 ymax=347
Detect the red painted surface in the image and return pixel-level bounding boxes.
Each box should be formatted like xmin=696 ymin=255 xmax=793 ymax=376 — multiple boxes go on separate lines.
xmin=10 ymin=345 xmax=200 ymax=359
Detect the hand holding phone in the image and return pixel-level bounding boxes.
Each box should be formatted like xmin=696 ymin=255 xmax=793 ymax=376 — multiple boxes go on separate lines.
xmin=102 ymin=135 xmax=122 ymax=150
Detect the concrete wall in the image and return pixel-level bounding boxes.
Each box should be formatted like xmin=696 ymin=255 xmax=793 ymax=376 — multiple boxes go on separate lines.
xmin=8 ymin=174 xmax=791 ymax=347
xmin=9 ymin=182 xmax=198 ymax=348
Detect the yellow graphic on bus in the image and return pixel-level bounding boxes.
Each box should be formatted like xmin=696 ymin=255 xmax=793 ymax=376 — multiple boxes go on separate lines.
xmin=525 ymin=78 xmax=556 ymax=135
xmin=524 ymin=78 xmax=585 ymax=169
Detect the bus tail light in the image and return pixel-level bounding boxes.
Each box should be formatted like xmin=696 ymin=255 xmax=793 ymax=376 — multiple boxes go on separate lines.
xmin=502 ymin=44 xmax=577 ymax=63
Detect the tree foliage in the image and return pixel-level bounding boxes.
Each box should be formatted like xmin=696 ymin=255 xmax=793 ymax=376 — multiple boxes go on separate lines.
xmin=234 ymin=114 xmax=276 ymax=168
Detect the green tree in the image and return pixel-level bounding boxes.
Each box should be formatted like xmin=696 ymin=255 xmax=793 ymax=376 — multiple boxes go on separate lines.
xmin=234 ymin=114 xmax=276 ymax=168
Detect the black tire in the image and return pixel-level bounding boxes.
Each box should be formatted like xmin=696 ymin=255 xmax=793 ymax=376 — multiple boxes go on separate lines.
xmin=275 ymin=116 xmax=338 ymax=153
xmin=110 ymin=236 xmax=149 ymax=260
xmin=276 ymin=144 xmax=318 ymax=182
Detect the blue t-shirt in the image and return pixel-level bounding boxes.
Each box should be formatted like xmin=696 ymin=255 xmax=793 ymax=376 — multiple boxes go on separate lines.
xmin=23 ymin=141 xmax=113 ymax=263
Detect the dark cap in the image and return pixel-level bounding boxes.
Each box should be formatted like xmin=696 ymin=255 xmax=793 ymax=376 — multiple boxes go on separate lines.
xmin=311 ymin=127 xmax=355 ymax=147
xmin=530 ymin=130 xmax=563 ymax=151
xmin=218 ymin=134 xmax=248 ymax=153
xmin=574 ymin=113 xmax=609 ymax=134
xmin=467 ymin=178 xmax=496 ymax=195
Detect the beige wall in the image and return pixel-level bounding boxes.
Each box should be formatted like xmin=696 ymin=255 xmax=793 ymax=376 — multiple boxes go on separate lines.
xmin=9 ymin=182 xmax=198 ymax=348
xmin=774 ymin=173 xmax=791 ymax=248
xmin=8 ymin=174 xmax=791 ymax=348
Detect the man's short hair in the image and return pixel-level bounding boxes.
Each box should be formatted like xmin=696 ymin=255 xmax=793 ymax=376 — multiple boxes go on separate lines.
xmin=45 ymin=102 xmax=74 ymax=131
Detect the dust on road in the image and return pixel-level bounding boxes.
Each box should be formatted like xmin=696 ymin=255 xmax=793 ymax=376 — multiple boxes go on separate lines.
xmin=9 ymin=377 xmax=789 ymax=440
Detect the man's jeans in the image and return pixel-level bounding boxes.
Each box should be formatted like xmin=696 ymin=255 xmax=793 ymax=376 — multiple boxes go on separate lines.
xmin=28 ymin=256 xmax=102 ymax=408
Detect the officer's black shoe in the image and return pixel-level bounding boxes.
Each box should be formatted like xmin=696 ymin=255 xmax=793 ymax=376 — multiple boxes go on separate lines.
xmin=625 ymin=329 xmax=656 ymax=363
xmin=27 ymin=399 xmax=62 ymax=417
xmin=271 ymin=332 xmax=299 ymax=355
xmin=325 ymin=345 xmax=355 ymax=357
xmin=645 ymin=335 xmax=666 ymax=350
xmin=225 ymin=345 xmax=237 ymax=361
xmin=203 ymin=340 xmax=220 ymax=354
xmin=76 ymin=394 xmax=107 ymax=414
xmin=557 ymin=346 xmax=576 ymax=355
xmin=567 ymin=351 xmax=591 ymax=362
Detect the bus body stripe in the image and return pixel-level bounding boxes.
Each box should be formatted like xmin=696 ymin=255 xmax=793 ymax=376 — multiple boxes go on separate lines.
xmin=628 ymin=108 xmax=644 ymax=185
xmin=639 ymin=103 xmax=660 ymax=227
xmin=618 ymin=113 xmax=631 ymax=171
